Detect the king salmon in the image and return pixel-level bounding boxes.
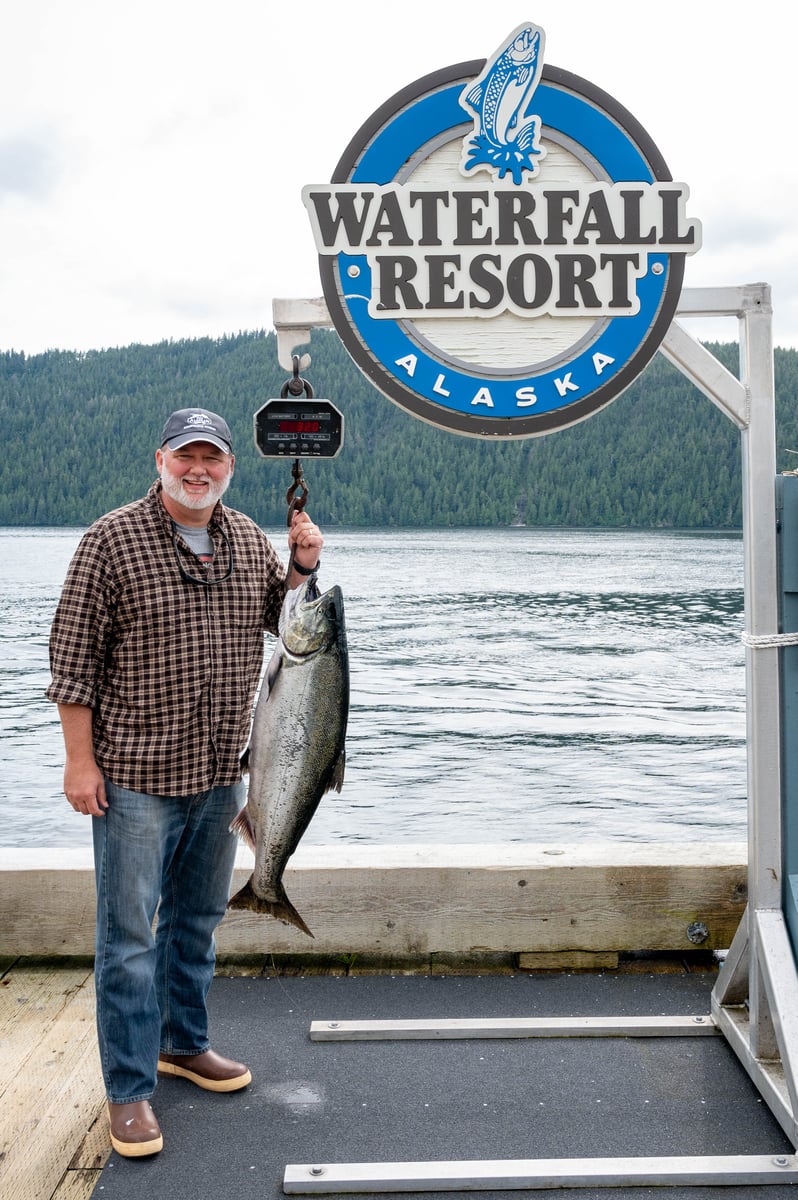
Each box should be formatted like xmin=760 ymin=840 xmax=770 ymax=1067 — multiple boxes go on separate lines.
xmin=228 ymin=575 xmax=349 ymax=936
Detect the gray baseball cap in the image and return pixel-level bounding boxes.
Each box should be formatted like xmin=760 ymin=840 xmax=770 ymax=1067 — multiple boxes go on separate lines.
xmin=161 ymin=408 xmax=233 ymax=453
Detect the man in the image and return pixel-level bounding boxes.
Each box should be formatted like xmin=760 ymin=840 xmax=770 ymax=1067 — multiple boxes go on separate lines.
xmin=47 ymin=407 xmax=323 ymax=1157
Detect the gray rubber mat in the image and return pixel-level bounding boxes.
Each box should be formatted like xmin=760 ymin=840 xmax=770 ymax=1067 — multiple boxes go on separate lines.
xmin=93 ymin=970 xmax=797 ymax=1200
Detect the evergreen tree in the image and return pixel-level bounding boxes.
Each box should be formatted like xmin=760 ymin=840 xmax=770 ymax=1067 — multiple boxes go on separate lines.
xmin=0 ymin=332 xmax=795 ymax=529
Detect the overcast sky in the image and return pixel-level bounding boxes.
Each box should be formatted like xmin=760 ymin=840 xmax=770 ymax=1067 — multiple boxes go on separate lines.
xmin=1 ymin=1 xmax=794 ymax=357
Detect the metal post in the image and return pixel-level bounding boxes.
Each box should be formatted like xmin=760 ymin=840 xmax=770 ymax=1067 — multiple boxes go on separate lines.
xmin=274 ymin=285 xmax=798 ymax=1190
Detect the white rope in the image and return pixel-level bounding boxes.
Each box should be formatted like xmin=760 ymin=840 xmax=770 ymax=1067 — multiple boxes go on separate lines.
xmin=741 ymin=631 xmax=798 ymax=648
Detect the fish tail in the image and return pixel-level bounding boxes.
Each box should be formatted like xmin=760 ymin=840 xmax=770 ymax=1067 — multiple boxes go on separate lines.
xmin=227 ymin=877 xmax=314 ymax=938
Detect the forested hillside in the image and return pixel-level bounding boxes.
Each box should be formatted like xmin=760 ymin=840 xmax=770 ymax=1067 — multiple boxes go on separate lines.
xmin=2 ymin=329 xmax=797 ymax=528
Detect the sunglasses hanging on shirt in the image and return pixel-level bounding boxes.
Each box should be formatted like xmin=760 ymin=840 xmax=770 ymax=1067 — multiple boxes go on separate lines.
xmin=171 ymin=520 xmax=234 ymax=586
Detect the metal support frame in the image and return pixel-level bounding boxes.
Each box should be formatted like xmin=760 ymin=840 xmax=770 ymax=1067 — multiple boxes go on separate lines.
xmin=274 ymin=284 xmax=796 ymax=1192
xmin=284 ymin=1156 xmax=798 ymax=1193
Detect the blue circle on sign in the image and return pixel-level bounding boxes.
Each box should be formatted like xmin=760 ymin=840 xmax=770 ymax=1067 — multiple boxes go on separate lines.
xmin=319 ymin=61 xmax=687 ymax=437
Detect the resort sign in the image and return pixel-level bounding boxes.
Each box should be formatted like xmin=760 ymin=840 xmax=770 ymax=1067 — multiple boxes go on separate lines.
xmin=303 ymin=21 xmax=701 ymax=438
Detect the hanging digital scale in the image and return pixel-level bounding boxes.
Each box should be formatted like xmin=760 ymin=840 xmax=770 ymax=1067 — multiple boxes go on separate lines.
xmin=253 ymin=379 xmax=344 ymax=460
xmin=253 ymin=358 xmax=344 ymax=526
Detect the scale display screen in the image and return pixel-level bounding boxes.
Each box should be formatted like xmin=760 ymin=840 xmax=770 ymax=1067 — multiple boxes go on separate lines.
xmin=253 ymin=399 xmax=344 ymax=459
xmin=278 ymin=420 xmax=322 ymax=434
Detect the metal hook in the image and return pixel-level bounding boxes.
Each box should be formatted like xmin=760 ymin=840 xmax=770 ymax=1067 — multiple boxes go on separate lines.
xmin=286 ymin=458 xmax=308 ymax=527
xmin=280 ymin=357 xmax=312 ymax=536
xmin=281 ymin=354 xmax=315 ymax=400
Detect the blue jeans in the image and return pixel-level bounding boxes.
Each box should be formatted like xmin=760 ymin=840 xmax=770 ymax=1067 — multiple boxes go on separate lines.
xmin=92 ymin=780 xmax=242 ymax=1103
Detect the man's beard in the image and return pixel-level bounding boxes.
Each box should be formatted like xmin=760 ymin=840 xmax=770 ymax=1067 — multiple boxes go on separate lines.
xmin=159 ymin=462 xmax=232 ymax=511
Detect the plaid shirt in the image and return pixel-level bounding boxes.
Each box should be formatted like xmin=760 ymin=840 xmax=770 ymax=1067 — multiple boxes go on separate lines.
xmin=47 ymin=482 xmax=288 ymax=795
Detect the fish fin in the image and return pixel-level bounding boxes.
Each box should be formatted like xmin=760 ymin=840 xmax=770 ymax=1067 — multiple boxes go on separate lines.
xmin=264 ymin=645 xmax=283 ymax=696
xmin=514 ymin=120 xmax=540 ymax=151
xmin=324 ymin=749 xmax=346 ymax=795
xmin=463 ymin=81 xmax=483 ymax=110
xmin=228 ymin=806 xmax=257 ymax=854
xmin=239 ymin=746 xmax=250 ymax=775
xmin=227 ymin=877 xmax=314 ymax=938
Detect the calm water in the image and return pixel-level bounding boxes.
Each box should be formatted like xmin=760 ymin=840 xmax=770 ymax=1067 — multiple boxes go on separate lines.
xmin=0 ymin=526 xmax=746 ymax=849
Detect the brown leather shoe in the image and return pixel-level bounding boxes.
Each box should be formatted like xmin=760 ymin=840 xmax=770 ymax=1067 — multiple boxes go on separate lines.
xmin=157 ymin=1049 xmax=252 ymax=1092
xmin=108 ymin=1100 xmax=163 ymax=1157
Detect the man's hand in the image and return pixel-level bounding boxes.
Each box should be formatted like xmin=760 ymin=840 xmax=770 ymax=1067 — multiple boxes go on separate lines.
xmin=64 ymin=757 xmax=108 ymax=816
xmin=58 ymin=703 xmax=109 ymax=816
xmin=288 ymin=511 xmax=324 ymax=573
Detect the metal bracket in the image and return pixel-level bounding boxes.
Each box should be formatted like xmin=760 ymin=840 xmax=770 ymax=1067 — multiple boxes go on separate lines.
xmin=286 ymin=1007 xmax=794 ymax=1193
xmin=273 ymin=297 xmax=332 ymax=371
xmin=285 ymin=1153 xmax=798 ymax=1192
xmin=286 ymin=1011 xmax=791 ymax=1191
xmin=309 ymin=1014 xmax=717 ymax=1040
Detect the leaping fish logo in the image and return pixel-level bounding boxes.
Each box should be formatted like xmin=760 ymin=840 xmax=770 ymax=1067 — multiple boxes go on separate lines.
xmin=459 ymin=23 xmax=546 ymax=184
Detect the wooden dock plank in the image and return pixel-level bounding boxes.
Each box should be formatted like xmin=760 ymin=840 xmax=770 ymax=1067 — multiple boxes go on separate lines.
xmin=69 ymin=1108 xmax=110 ymax=1171
xmin=50 ymin=1168 xmax=102 ymax=1200
xmin=0 ymin=967 xmax=107 ymax=1200
xmin=0 ymin=966 xmax=94 ymax=1077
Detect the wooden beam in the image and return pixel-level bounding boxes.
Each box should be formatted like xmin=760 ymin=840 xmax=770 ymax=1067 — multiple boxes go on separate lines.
xmin=0 ymin=843 xmax=747 ymax=959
